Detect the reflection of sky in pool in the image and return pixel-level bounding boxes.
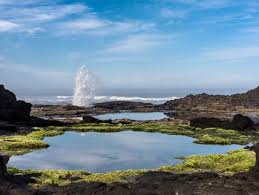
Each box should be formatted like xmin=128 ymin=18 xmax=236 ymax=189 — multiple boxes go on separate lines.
xmin=95 ymin=112 xmax=168 ymax=121
xmin=9 ymin=131 xmax=244 ymax=173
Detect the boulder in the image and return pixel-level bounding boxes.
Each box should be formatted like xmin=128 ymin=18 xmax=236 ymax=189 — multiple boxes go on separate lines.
xmin=190 ymin=117 xmax=232 ymax=129
xmin=82 ymin=115 xmax=103 ymax=123
xmin=0 ymin=85 xmax=32 ymax=122
xmin=231 ymin=114 xmax=255 ymax=131
xmin=112 ymin=118 xmax=133 ymax=124
xmin=190 ymin=114 xmax=255 ymax=131
xmin=0 ymin=154 xmax=9 ymax=176
xmin=82 ymin=115 xmax=112 ymax=124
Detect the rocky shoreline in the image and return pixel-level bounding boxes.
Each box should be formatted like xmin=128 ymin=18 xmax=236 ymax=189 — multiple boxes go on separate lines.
xmin=1 ymin=85 xmax=259 ymax=194
xmin=0 ymin=151 xmax=259 ymax=195
xmin=32 ymin=86 xmax=259 ymax=123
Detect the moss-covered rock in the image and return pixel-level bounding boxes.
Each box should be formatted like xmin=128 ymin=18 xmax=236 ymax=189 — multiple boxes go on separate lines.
xmin=159 ymin=149 xmax=256 ymax=175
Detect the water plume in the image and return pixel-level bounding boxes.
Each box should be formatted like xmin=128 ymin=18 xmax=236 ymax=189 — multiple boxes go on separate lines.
xmin=72 ymin=66 xmax=95 ymax=107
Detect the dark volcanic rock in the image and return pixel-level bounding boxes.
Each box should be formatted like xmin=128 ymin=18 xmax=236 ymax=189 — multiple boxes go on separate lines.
xmin=83 ymin=115 xmax=103 ymax=123
xmin=82 ymin=115 xmax=112 ymax=124
xmin=30 ymin=116 xmax=65 ymax=127
xmin=94 ymin=101 xmax=155 ymax=110
xmin=190 ymin=114 xmax=255 ymax=131
xmin=164 ymin=86 xmax=259 ymax=112
xmin=190 ymin=117 xmax=232 ymax=129
xmin=0 ymin=154 xmax=9 ymax=177
xmin=0 ymin=85 xmax=65 ymax=134
xmin=232 ymin=114 xmax=255 ymax=130
xmin=34 ymin=171 xmax=259 ymax=195
xmin=249 ymin=143 xmax=259 ymax=179
xmin=0 ymin=85 xmax=32 ymax=122
xmin=0 ymin=121 xmax=18 ymax=132
xmin=253 ymin=143 xmax=259 ymax=173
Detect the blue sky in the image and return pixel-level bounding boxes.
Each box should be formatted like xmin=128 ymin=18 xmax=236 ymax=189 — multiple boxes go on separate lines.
xmin=0 ymin=0 xmax=259 ymax=91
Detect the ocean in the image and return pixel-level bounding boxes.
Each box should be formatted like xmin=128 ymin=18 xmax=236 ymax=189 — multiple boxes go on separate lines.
xmin=15 ymin=88 xmax=248 ymax=105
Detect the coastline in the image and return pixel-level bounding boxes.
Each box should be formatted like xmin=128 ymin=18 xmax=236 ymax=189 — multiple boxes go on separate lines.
xmin=1 ymin=85 xmax=259 ymax=194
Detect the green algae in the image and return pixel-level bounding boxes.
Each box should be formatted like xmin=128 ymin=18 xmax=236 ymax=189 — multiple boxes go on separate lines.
xmin=159 ymin=149 xmax=256 ymax=175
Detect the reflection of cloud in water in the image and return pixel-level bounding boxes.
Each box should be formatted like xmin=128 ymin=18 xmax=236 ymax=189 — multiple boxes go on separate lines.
xmin=9 ymin=131 xmax=244 ymax=172
xmin=79 ymin=133 xmax=87 ymax=137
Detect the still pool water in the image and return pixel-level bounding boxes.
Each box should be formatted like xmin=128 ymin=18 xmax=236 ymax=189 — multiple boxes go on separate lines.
xmin=95 ymin=112 xmax=168 ymax=121
xmin=8 ymin=131 xmax=244 ymax=173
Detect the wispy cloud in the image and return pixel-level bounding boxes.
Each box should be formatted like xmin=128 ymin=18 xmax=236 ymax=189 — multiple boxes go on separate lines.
xmin=203 ymin=46 xmax=259 ymax=62
xmin=106 ymin=33 xmax=172 ymax=53
xmin=243 ymin=27 xmax=259 ymax=34
xmin=58 ymin=18 xmax=155 ymax=35
xmin=0 ymin=1 xmax=155 ymax=36
xmin=0 ymin=20 xmax=19 ymax=32
xmin=0 ymin=1 xmax=87 ymax=34
xmin=160 ymin=8 xmax=188 ymax=19
xmin=59 ymin=18 xmax=107 ymax=31
xmin=7 ymin=4 xmax=87 ymax=23
xmin=175 ymin=0 xmax=232 ymax=9
xmin=0 ymin=0 xmax=44 ymax=5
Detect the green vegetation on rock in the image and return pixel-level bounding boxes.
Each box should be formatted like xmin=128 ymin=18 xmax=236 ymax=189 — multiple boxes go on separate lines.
xmin=8 ymin=168 xmax=91 ymax=187
xmin=8 ymin=167 xmax=146 ymax=187
xmin=0 ymin=128 xmax=63 ymax=155
xmin=159 ymin=149 xmax=256 ymax=175
xmin=0 ymin=122 xmax=255 ymax=155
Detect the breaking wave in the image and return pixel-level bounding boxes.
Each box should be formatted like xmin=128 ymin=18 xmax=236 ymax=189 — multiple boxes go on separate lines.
xmin=57 ymin=95 xmax=179 ymax=104
xmin=19 ymin=95 xmax=179 ymax=105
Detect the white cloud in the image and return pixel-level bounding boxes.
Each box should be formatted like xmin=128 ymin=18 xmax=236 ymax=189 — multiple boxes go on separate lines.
xmin=0 ymin=2 xmax=87 ymax=34
xmin=203 ymin=46 xmax=259 ymax=61
xmin=58 ymin=18 xmax=155 ymax=35
xmin=106 ymin=34 xmax=172 ymax=53
xmin=161 ymin=8 xmax=188 ymax=19
xmin=0 ymin=20 xmax=19 ymax=32
xmin=0 ymin=1 xmax=154 ymax=36
xmin=59 ymin=18 xmax=107 ymax=31
xmin=175 ymin=0 xmax=232 ymax=9
xmin=0 ymin=4 xmax=87 ymax=23
xmin=0 ymin=20 xmax=44 ymax=34
xmin=0 ymin=0 xmax=44 ymax=5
